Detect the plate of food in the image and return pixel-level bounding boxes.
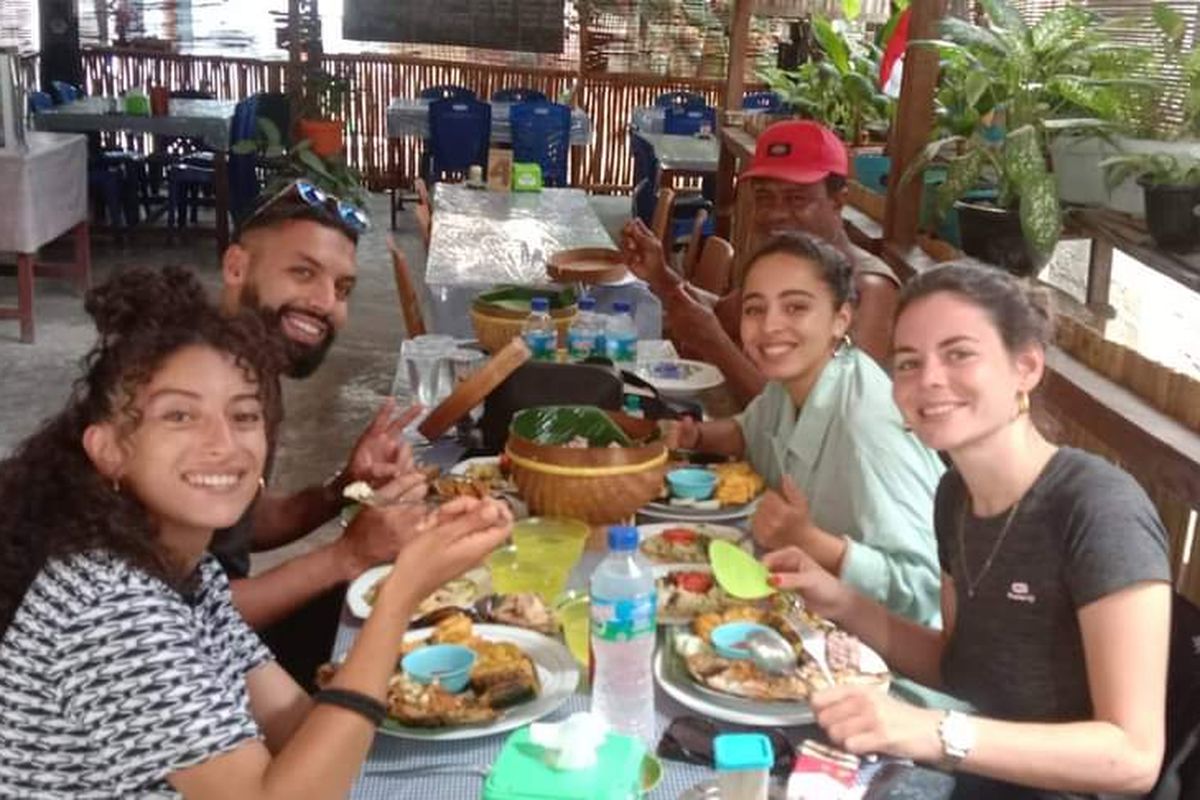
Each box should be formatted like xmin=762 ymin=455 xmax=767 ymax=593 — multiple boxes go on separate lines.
xmin=656 ymin=565 xmax=749 ymax=626
xmin=346 ymin=565 xmax=491 ymax=621
xmin=320 ymin=614 xmax=578 ymax=741
xmin=654 ymin=605 xmax=889 ymax=726
xmin=640 ymin=461 xmax=766 ymax=523
xmin=447 ymin=455 xmax=517 ymax=495
xmin=638 ymin=523 xmax=749 ymax=565
xmin=634 ymin=359 xmax=724 ymax=396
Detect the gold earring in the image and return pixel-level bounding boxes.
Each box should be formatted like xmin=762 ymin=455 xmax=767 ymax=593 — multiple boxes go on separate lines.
xmin=1017 ymin=391 xmax=1030 ymax=416
xmin=258 ymin=477 xmax=266 ymax=491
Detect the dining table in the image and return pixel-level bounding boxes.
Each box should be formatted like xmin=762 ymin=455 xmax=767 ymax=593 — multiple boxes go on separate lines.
xmin=33 ymin=96 xmax=237 ymax=253
xmin=423 ymin=183 xmax=663 ymax=341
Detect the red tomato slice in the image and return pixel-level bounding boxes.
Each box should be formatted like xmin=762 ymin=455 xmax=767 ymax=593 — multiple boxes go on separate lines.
xmin=661 ymin=528 xmax=698 ymax=544
xmin=675 ymin=572 xmax=713 ymax=593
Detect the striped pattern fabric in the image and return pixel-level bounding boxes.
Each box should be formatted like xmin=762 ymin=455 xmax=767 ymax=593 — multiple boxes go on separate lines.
xmin=0 ymin=552 xmax=271 ymax=799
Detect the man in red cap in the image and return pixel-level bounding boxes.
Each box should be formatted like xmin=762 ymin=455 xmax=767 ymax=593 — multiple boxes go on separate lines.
xmin=621 ymin=120 xmax=900 ymax=407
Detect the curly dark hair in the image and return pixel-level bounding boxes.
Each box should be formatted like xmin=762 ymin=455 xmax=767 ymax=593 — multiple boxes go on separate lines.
xmin=740 ymin=230 xmax=859 ymax=308
xmin=0 ymin=266 xmax=287 ymax=637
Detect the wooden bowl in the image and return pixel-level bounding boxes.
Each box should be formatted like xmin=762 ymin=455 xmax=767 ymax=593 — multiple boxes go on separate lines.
xmin=470 ymin=304 xmax=576 ymax=354
xmin=505 ymin=412 xmax=668 ymax=525
xmin=546 ymin=247 xmax=629 ymax=285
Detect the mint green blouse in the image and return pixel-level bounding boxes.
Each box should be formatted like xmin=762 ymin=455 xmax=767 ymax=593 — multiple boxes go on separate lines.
xmin=736 ymin=346 xmax=944 ymax=626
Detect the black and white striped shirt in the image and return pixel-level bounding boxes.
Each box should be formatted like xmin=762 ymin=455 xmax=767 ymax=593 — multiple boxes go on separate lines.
xmin=0 ymin=551 xmax=272 ymax=798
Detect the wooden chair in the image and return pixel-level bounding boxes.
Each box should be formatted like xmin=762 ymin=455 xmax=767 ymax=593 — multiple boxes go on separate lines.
xmin=415 ymin=177 xmax=431 ymax=208
xmin=387 ymin=235 xmax=427 ymax=337
xmin=680 ymin=208 xmax=708 ymax=278
xmin=413 ymin=178 xmax=433 ymax=248
xmin=691 ymin=235 xmax=735 ymax=296
xmin=649 ymin=186 xmax=677 ymax=255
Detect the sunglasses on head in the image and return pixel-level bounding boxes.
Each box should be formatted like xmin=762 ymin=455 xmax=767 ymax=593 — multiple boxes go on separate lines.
xmin=247 ymin=179 xmax=370 ymax=233
xmin=657 ymin=716 xmax=795 ymax=777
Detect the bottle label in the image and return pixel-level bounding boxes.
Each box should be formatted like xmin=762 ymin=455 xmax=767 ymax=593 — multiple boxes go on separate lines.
xmin=591 ymin=592 xmax=657 ymax=642
xmin=523 ymin=330 xmax=555 ymax=360
xmin=567 ymin=330 xmax=595 ymax=360
xmin=606 ymin=335 xmax=637 ymax=363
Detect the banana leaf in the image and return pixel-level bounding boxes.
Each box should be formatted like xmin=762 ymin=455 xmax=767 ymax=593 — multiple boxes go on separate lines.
xmin=473 ymin=285 xmax=577 ymax=315
xmin=511 ymin=406 xmax=633 ymax=447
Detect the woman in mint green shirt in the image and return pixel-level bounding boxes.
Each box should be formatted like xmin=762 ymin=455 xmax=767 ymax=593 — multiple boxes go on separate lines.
xmin=670 ymin=232 xmax=944 ymax=626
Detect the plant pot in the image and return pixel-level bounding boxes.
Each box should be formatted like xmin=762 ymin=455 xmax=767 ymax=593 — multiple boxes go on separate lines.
xmin=1105 ymin=136 xmax=1200 ymax=217
xmin=1049 ymin=134 xmax=1119 ymax=208
xmin=296 ymin=118 xmax=345 ymax=157
xmin=852 ymin=153 xmax=890 ymax=194
xmin=954 ymin=200 xmax=1049 ymax=277
xmin=1140 ymin=179 xmax=1200 ymax=252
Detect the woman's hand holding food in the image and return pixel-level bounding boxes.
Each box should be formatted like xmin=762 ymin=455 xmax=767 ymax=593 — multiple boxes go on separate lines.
xmin=763 ymin=546 xmax=851 ymax=623
xmin=811 ymin=684 xmax=943 ymax=763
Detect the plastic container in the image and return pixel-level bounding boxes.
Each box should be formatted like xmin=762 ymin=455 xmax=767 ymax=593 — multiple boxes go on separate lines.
xmin=483 ymin=726 xmax=645 ymax=800
xmin=567 ymin=296 xmax=601 ymax=361
xmin=622 ymin=395 xmax=644 ymax=419
xmin=590 ymin=525 xmax=657 ymax=745
xmin=523 ymin=297 xmax=556 ymax=361
xmin=666 ymin=467 xmax=717 ymax=500
xmin=714 ymin=733 xmax=773 ymax=800
xmin=401 ymin=644 xmax=477 ymax=693
xmin=604 ymin=301 xmax=638 ymax=365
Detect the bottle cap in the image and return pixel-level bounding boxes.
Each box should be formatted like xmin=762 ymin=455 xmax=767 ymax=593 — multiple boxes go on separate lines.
xmin=714 ymin=733 xmax=774 ymax=772
xmin=578 ymin=296 xmax=596 ymax=311
xmin=530 ymin=297 xmax=550 ymax=312
xmin=613 ymin=301 xmax=632 ymax=314
xmin=607 ymin=525 xmax=639 ymax=551
xmin=623 ymin=395 xmax=642 ymax=411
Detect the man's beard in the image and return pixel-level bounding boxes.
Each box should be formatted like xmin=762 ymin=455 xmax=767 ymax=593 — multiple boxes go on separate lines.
xmin=240 ymin=284 xmax=335 ymax=379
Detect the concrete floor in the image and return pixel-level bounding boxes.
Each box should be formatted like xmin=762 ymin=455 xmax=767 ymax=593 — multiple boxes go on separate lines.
xmin=0 ymin=192 xmax=633 ymax=574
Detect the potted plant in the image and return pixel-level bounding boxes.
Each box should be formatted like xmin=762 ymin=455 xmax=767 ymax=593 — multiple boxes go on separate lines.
xmin=234 ymin=117 xmax=367 ymax=212
xmin=296 ymin=68 xmax=352 ymax=157
xmin=1101 ymin=153 xmax=1200 ymax=251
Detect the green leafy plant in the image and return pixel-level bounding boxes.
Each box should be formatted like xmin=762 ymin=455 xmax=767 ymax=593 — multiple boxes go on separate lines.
xmin=1101 ymin=153 xmax=1200 ymax=189
xmin=759 ymin=16 xmax=893 ymax=143
xmin=298 ymin=68 xmax=352 ymax=122
xmin=905 ymin=0 xmax=1160 ymax=256
xmin=1145 ymin=2 xmax=1200 ymax=140
xmin=233 ymin=117 xmax=366 ymax=207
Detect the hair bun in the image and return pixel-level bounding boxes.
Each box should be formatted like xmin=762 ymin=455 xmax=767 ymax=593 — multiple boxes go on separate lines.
xmin=85 ymin=267 xmax=212 ymax=340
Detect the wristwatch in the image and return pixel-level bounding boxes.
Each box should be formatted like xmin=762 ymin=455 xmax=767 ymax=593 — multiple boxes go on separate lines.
xmin=937 ymin=710 xmax=977 ymax=771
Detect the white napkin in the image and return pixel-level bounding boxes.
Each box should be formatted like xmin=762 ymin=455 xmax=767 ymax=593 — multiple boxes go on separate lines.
xmin=528 ymin=712 xmax=609 ymax=770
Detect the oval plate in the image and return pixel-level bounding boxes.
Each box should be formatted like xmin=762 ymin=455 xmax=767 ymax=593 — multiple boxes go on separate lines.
xmin=638 ymin=496 xmax=760 ymax=524
xmin=637 ymin=522 xmax=749 ymax=566
xmin=379 ymin=624 xmax=579 ymax=741
xmin=346 ymin=565 xmax=490 ymax=621
xmin=634 ymin=359 xmax=725 ymax=396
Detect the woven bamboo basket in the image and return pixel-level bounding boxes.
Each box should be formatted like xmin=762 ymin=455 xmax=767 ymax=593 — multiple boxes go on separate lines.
xmin=505 ymin=413 xmax=669 ymax=525
xmin=470 ymin=305 xmax=577 ymax=354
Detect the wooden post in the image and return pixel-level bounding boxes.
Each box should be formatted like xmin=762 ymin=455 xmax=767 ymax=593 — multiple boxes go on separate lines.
xmin=715 ymin=0 xmax=754 ymax=238
xmin=286 ymin=0 xmax=303 ymax=130
xmin=883 ymin=0 xmax=947 ymax=248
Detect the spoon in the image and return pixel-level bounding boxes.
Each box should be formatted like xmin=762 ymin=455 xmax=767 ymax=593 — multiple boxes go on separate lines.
xmin=743 ymin=628 xmax=798 ymax=675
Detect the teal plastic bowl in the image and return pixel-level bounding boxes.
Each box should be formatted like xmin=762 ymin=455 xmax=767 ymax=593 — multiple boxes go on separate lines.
xmin=711 ymin=621 xmax=777 ymax=660
xmin=667 ymin=468 xmax=717 ymax=500
xmin=401 ymin=644 xmax=477 ymax=693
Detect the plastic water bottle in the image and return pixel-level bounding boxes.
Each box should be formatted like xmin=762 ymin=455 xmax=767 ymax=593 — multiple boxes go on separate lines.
xmin=590 ymin=525 xmax=657 ymax=745
xmin=604 ymin=301 xmax=638 ymax=365
xmin=522 ymin=297 xmax=556 ymax=361
xmin=567 ymin=296 xmax=599 ymax=361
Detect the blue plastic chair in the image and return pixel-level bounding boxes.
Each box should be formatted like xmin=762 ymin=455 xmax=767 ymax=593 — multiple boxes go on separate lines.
xmin=425 ymin=98 xmax=492 ymax=183
xmin=27 ymin=90 xmax=53 ymax=113
xmin=50 ymin=81 xmax=84 ymax=104
xmin=654 ymin=90 xmax=706 ymax=109
xmin=492 ymin=87 xmax=547 ymax=103
xmin=510 ymin=101 xmax=571 ymax=187
xmin=168 ymin=95 xmax=261 ymax=228
xmin=743 ymin=91 xmax=784 ymax=111
xmin=420 ymin=85 xmax=476 ymax=102
xmin=664 ymin=105 xmax=718 ymax=136
xmin=629 ymin=132 xmax=712 ymax=240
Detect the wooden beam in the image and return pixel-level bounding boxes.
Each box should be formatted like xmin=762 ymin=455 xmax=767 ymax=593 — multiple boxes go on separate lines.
xmin=716 ymin=1 xmax=755 ymax=240
xmin=883 ymin=0 xmax=947 ymax=247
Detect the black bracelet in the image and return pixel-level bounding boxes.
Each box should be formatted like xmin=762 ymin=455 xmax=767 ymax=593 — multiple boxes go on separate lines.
xmin=313 ymin=688 xmax=387 ymax=727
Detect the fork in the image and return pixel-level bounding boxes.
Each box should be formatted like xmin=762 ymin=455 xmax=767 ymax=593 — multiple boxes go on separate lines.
xmin=778 ymin=591 xmax=835 ymax=686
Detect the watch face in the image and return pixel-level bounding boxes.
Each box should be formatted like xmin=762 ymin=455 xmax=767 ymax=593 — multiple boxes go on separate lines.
xmin=942 ymin=711 xmax=976 ymax=755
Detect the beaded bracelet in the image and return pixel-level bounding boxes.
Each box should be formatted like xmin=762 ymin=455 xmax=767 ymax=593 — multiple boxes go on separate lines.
xmin=313 ymin=688 xmax=387 ymax=727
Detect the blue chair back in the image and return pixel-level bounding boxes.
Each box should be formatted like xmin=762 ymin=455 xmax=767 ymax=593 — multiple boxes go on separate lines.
xmin=664 ymin=105 xmax=717 ymax=136
xmin=50 ymin=81 xmax=83 ymax=104
xmin=229 ymin=95 xmax=262 ymax=222
xmin=28 ymin=90 xmax=54 ymax=113
xmin=630 ymin=130 xmax=657 ymax=189
xmin=427 ymin=98 xmax=492 ymax=181
xmin=743 ymin=91 xmax=783 ymax=111
xmin=654 ymin=90 xmax=705 ymax=109
xmin=421 ymin=84 xmax=476 ymax=102
xmin=510 ymin=100 xmax=571 ymax=187
xmin=492 ymin=87 xmax=547 ymax=103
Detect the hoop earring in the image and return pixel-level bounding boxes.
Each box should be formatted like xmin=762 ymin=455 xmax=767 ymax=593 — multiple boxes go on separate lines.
xmin=1017 ymin=391 xmax=1031 ymax=417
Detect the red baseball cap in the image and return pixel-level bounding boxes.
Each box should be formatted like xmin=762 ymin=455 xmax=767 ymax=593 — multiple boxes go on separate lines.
xmin=740 ymin=120 xmax=848 ymax=185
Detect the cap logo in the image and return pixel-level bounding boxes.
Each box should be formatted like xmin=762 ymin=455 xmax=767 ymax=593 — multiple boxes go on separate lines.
xmin=767 ymin=142 xmax=792 ymax=158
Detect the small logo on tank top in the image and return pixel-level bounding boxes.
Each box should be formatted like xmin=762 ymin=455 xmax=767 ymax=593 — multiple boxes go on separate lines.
xmin=1006 ymin=582 xmax=1036 ymax=604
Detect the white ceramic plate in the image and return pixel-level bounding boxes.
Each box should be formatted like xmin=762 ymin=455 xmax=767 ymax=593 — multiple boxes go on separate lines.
xmin=379 ymin=624 xmax=579 ymax=741
xmin=634 ymin=359 xmax=725 ymax=396
xmin=448 ymin=455 xmax=516 ymax=494
xmin=654 ymin=627 xmax=888 ymax=726
xmin=346 ymin=565 xmax=490 ymax=621
xmin=636 ymin=522 xmax=749 ymax=565
xmin=654 ymin=564 xmax=738 ymax=627
xmin=638 ymin=496 xmax=760 ymax=524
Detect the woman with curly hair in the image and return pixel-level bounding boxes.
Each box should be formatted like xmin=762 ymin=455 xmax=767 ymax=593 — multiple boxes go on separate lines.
xmin=0 ymin=267 xmax=512 ymax=798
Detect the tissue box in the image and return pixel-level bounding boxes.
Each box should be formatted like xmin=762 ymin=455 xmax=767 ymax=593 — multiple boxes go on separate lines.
xmin=483 ymin=726 xmax=645 ymax=800
xmin=511 ymin=162 xmax=543 ymax=192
